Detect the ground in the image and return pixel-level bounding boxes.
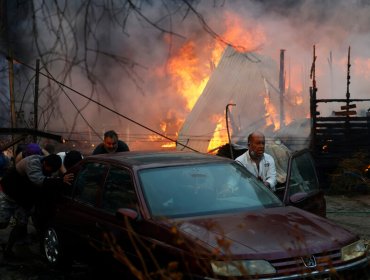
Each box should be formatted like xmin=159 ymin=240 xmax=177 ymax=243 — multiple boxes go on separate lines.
xmin=0 ymin=195 xmax=370 ymax=279
xmin=325 ymin=195 xmax=370 ymax=242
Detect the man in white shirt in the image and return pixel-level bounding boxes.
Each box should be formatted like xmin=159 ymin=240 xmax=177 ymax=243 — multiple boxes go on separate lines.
xmin=235 ymin=131 xmax=277 ymax=191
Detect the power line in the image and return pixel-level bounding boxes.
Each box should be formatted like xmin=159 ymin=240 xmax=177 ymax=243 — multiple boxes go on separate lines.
xmin=6 ymin=55 xmax=200 ymax=153
xmin=41 ymin=64 xmax=103 ymax=142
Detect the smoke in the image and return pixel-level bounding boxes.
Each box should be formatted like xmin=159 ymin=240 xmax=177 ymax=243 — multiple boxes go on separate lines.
xmin=3 ymin=0 xmax=370 ymax=151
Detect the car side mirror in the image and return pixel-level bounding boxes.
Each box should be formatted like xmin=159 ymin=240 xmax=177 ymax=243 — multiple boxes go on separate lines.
xmin=289 ymin=192 xmax=308 ymax=204
xmin=116 ymin=208 xmax=140 ymax=221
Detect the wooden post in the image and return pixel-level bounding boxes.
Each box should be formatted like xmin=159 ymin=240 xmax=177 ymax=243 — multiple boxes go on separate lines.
xmin=226 ymin=103 xmax=236 ymax=159
xmin=279 ymin=49 xmax=285 ymax=129
xmin=7 ymin=55 xmax=17 ymax=159
xmin=345 ymin=46 xmax=351 ymax=134
xmin=309 ymin=45 xmax=317 ymax=153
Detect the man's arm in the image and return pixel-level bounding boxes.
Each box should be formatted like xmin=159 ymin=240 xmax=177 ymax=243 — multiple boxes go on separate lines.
xmin=92 ymin=144 xmax=104 ymax=155
xmin=265 ymin=155 xmax=277 ymax=191
xmin=117 ymin=140 xmax=130 ymax=152
xmin=24 ymin=158 xmax=46 ymax=186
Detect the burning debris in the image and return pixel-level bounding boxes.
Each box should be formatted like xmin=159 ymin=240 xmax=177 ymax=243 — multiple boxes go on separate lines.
xmin=3 ymin=1 xmax=370 ymax=154
xmin=176 ymin=46 xmax=307 ymax=153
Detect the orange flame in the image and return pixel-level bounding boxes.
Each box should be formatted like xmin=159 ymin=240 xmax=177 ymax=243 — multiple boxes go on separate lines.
xmin=207 ymin=114 xmax=229 ymax=152
xmin=295 ymin=95 xmax=303 ymax=105
xmin=264 ymin=95 xmax=280 ymax=131
xmin=146 ymin=110 xmax=183 ymax=149
xmin=168 ymin=41 xmax=211 ymax=111
xmin=151 ymin=11 xmax=322 ymax=152
xmin=159 ymin=11 xmax=297 ymax=151
xmin=205 ymin=13 xmax=266 ymax=151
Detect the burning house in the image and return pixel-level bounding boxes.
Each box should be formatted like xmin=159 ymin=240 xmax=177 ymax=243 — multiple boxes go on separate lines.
xmin=177 ymin=44 xmax=370 ymax=190
xmin=177 ymin=45 xmax=309 ymax=154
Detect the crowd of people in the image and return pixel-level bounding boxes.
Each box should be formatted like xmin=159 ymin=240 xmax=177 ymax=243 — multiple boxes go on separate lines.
xmin=0 ymin=129 xmax=277 ymax=261
xmin=0 ymin=129 xmax=129 ymax=260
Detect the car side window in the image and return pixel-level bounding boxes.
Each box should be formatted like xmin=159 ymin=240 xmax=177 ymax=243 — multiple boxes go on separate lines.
xmin=73 ymin=162 xmax=107 ymax=206
xmin=102 ymin=166 xmax=137 ymax=214
xmin=288 ymin=152 xmax=319 ymax=196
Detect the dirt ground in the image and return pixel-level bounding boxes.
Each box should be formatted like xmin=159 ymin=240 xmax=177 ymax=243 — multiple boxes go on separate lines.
xmin=325 ymin=194 xmax=370 ymax=242
xmin=0 ymin=194 xmax=370 ymax=279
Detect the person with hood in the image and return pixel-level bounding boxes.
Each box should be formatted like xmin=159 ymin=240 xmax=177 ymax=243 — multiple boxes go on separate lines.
xmin=14 ymin=143 xmax=49 ymax=164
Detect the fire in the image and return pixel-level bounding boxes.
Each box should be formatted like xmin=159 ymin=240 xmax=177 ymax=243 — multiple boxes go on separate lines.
xmin=207 ymin=114 xmax=229 ymax=152
xmin=206 ymin=13 xmax=267 ymax=151
xmin=264 ymin=95 xmax=280 ymax=131
xmin=159 ymin=119 xmax=177 ymax=149
xmin=295 ymin=95 xmax=303 ymax=105
xmin=159 ymin=11 xmax=268 ymax=151
xmin=285 ymin=114 xmax=293 ymax=125
xmin=168 ymin=41 xmax=211 ymax=111
xmin=159 ymin=122 xmax=167 ymax=133
xmin=211 ymin=11 xmax=266 ymax=68
xmin=156 ymin=110 xmax=183 ymax=149
xmin=282 ymin=62 xmax=305 ymax=126
xmin=161 ymin=142 xmax=176 ymax=148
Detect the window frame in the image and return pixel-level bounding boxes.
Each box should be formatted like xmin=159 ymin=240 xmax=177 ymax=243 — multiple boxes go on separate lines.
xmin=101 ymin=164 xmax=137 ymax=215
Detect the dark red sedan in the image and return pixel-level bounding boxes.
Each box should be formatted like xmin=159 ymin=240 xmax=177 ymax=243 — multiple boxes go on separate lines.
xmin=41 ymin=150 xmax=369 ymax=279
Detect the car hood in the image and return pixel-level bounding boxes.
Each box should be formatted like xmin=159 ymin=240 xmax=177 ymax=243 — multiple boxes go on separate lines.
xmin=174 ymin=206 xmax=357 ymax=259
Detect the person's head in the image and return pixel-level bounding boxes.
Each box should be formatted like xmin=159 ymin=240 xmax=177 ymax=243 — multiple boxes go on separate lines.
xmin=64 ymin=150 xmax=83 ymax=170
xmin=42 ymin=154 xmax=62 ymax=175
xmin=15 ymin=144 xmax=27 ymax=157
xmin=23 ymin=143 xmax=43 ymax=158
xmin=103 ymin=130 xmax=119 ymax=153
xmin=43 ymin=143 xmax=55 ymax=154
xmin=247 ymin=131 xmax=265 ymax=160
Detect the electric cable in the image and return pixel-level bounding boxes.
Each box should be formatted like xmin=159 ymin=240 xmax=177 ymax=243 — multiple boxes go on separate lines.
xmin=7 ymin=56 xmax=199 ymax=153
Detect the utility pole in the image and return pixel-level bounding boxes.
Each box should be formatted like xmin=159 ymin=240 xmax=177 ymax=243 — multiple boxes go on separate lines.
xmin=3 ymin=0 xmax=18 ymax=155
xmin=8 ymin=57 xmax=16 ymax=130
xmin=33 ymin=59 xmax=40 ymax=142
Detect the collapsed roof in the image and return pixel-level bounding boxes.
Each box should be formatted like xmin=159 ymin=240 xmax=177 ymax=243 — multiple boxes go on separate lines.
xmin=177 ymin=45 xmax=281 ymax=153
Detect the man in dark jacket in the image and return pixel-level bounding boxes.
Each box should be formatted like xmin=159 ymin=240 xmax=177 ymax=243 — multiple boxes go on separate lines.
xmin=92 ymin=130 xmax=129 ymax=154
xmin=0 ymin=154 xmax=67 ymax=258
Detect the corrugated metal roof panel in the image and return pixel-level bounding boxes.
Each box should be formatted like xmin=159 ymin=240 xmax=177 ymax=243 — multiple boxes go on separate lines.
xmin=177 ymin=46 xmax=279 ymax=153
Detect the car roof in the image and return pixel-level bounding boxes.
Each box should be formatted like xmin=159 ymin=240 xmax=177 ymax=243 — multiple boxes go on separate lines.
xmin=86 ymin=150 xmax=233 ymax=169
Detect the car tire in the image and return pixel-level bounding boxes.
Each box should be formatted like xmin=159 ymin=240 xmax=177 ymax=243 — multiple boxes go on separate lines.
xmin=42 ymin=226 xmax=72 ymax=270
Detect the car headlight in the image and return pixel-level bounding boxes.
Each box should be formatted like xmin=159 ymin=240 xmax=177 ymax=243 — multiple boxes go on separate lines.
xmin=341 ymin=240 xmax=367 ymax=261
xmin=211 ymin=260 xmax=276 ymax=276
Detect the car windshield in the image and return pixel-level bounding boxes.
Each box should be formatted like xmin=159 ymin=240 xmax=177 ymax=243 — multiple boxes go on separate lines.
xmin=139 ymin=162 xmax=283 ymax=218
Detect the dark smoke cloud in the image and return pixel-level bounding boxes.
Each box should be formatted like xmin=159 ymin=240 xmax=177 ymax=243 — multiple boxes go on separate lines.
xmin=3 ymin=0 xmax=370 ymax=150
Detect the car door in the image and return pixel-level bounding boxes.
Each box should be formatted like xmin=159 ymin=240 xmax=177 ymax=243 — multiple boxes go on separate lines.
xmin=282 ymin=149 xmax=326 ymax=217
xmin=95 ymin=165 xmax=177 ymax=275
xmin=86 ymin=165 xmax=147 ymax=271
xmin=56 ymin=160 xmax=109 ymax=259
